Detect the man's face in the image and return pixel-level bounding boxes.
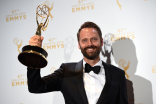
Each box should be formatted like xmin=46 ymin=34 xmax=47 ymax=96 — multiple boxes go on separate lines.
xmin=78 ymin=28 xmax=103 ymax=60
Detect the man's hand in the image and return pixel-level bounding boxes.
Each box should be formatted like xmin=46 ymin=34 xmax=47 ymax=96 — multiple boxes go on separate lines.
xmin=29 ymin=35 xmax=44 ymax=47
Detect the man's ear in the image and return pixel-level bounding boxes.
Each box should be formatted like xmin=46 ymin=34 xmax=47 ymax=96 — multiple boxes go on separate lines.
xmin=101 ymin=38 xmax=103 ymax=46
xmin=78 ymin=42 xmax=80 ymax=49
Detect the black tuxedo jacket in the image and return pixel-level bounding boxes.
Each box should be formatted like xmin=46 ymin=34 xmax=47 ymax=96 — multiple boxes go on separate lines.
xmin=27 ymin=60 xmax=128 ymax=104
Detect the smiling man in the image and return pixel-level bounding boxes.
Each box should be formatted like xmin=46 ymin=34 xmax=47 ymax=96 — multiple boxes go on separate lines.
xmin=27 ymin=21 xmax=128 ymax=104
xmin=78 ymin=27 xmax=102 ymax=63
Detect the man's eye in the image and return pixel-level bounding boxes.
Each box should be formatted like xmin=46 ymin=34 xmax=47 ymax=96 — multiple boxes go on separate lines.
xmin=83 ymin=39 xmax=87 ymax=42
xmin=92 ymin=38 xmax=96 ymax=40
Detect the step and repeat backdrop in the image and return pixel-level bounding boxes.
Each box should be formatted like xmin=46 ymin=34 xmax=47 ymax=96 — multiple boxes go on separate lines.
xmin=0 ymin=0 xmax=156 ymax=104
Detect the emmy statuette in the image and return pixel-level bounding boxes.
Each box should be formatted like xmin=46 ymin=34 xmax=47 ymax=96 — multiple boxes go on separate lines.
xmin=18 ymin=4 xmax=50 ymax=68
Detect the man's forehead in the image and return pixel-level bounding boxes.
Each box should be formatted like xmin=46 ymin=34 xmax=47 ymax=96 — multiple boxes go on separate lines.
xmin=79 ymin=28 xmax=100 ymax=40
xmin=81 ymin=28 xmax=97 ymax=32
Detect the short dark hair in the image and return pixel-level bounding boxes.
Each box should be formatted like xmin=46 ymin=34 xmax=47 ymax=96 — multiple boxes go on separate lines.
xmin=77 ymin=21 xmax=102 ymax=41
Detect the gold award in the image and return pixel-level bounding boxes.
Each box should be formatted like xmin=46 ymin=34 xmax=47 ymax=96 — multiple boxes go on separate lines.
xmin=18 ymin=4 xmax=50 ymax=68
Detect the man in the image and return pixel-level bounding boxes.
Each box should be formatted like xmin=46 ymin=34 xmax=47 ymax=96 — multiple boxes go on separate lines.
xmin=27 ymin=22 xmax=128 ymax=104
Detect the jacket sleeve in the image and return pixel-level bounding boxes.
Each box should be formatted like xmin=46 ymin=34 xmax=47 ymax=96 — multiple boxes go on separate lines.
xmin=27 ymin=63 xmax=65 ymax=93
xmin=117 ymin=71 xmax=128 ymax=104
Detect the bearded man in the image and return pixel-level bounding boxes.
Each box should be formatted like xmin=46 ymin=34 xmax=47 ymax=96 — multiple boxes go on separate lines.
xmin=27 ymin=21 xmax=128 ymax=104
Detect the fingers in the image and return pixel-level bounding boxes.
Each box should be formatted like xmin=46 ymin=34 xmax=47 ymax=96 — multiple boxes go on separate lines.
xmin=29 ymin=35 xmax=44 ymax=47
xmin=41 ymin=36 xmax=44 ymax=41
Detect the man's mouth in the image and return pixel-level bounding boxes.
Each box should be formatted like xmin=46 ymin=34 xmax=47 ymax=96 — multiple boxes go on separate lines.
xmin=85 ymin=46 xmax=97 ymax=53
xmin=86 ymin=48 xmax=94 ymax=52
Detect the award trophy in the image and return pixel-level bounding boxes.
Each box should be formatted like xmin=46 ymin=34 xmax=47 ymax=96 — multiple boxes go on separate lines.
xmin=101 ymin=33 xmax=114 ymax=64
xmin=103 ymin=33 xmax=114 ymax=46
xmin=18 ymin=4 xmax=50 ymax=68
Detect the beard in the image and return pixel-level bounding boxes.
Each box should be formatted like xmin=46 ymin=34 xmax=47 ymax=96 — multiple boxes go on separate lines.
xmin=79 ymin=44 xmax=101 ymax=60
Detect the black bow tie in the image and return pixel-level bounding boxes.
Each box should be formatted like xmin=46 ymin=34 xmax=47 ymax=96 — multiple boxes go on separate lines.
xmin=85 ymin=63 xmax=101 ymax=74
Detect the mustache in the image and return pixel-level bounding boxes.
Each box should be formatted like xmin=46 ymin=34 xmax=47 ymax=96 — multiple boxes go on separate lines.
xmin=84 ymin=45 xmax=97 ymax=51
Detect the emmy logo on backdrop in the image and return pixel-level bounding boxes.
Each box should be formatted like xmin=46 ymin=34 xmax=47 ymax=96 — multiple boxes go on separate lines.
xmin=152 ymin=65 xmax=156 ymax=73
xmin=64 ymin=36 xmax=75 ymax=62
xmin=78 ymin=0 xmax=86 ymax=4
xmin=13 ymin=38 xmax=23 ymax=53
xmin=101 ymin=33 xmax=114 ymax=64
xmin=119 ymin=59 xmax=130 ymax=79
xmin=50 ymin=67 xmax=56 ymax=73
xmin=44 ymin=1 xmax=53 ymax=20
xmin=18 ymin=4 xmax=50 ymax=68
xmin=117 ymin=0 xmax=122 ymax=10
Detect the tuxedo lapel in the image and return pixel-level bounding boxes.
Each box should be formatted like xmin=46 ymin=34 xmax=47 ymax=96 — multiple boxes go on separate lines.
xmin=75 ymin=60 xmax=88 ymax=104
xmin=97 ymin=61 xmax=112 ymax=104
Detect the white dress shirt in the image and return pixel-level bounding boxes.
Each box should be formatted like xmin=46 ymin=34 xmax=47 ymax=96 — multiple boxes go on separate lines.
xmin=83 ymin=60 xmax=105 ymax=104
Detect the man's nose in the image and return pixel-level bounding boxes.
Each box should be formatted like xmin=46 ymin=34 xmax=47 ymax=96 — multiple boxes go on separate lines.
xmin=87 ymin=40 xmax=93 ymax=46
